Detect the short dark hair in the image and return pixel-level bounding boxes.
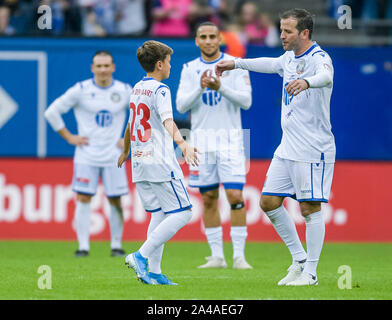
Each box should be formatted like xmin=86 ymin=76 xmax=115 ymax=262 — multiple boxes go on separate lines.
xmin=280 ymin=8 xmax=313 ymax=39
xmin=136 ymin=40 xmax=173 ymax=73
xmin=196 ymin=21 xmax=219 ymax=35
xmin=92 ymin=50 xmax=114 ymax=63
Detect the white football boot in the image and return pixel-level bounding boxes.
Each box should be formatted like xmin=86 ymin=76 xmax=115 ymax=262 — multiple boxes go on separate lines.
xmin=197 ymin=256 xmax=228 ymax=269
xmin=277 ymin=261 xmax=305 ymax=286
xmin=286 ymin=272 xmax=318 ymax=286
xmin=233 ymin=256 xmax=253 ymax=269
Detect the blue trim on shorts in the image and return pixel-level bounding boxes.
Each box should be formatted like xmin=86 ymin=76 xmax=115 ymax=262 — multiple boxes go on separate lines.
xmin=198 ymin=183 xmax=220 ymax=194
xmin=321 ymin=162 xmax=325 ymax=199
xmin=146 ymin=207 xmax=162 ymax=213
xmin=179 ymin=179 xmax=190 ymax=204
xmin=73 ymin=190 xmax=95 ymax=196
xmin=310 ymin=163 xmax=314 ymax=199
xmin=223 ymin=182 xmax=244 ymax=190
xmin=107 ymin=192 xmax=129 ymax=199
xmin=297 ymin=198 xmax=328 ymax=203
xmin=169 ymin=180 xmax=182 ymax=208
xmin=262 ymin=192 xmax=294 ymax=198
xmin=164 ymin=204 xmax=192 ymax=214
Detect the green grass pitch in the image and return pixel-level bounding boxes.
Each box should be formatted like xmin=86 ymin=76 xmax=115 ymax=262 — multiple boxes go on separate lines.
xmin=0 ymin=241 xmax=391 ymax=300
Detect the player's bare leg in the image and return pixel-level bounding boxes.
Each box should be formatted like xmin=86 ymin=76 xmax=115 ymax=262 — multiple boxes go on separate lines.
xmin=260 ymin=195 xmax=307 ymax=285
xmin=74 ymin=193 xmax=92 ymax=257
xmin=287 ymin=201 xmax=323 ymax=286
xmin=108 ymin=196 xmax=125 ymax=256
xmin=198 ymin=188 xmax=227 ymax=268
xmin=226 ymin=189 xmax=252 ymax=269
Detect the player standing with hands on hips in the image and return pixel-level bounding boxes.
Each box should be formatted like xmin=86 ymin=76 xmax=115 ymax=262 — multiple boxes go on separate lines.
xmin=216 ymin=8 xmax=335 ymax=286
xmin=118 ymin=40 xmax=199 ymax=285
xmin=45 ymin=51 xmax=131 ymax=257
xmin=176 ymin=22 xmax=253 ymax=269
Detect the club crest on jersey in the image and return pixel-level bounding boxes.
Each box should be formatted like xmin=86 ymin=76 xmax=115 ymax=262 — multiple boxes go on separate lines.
xmin=202 ymin=88 xmax=222 ymax=107
xmin=296 ymin=60 xmax=306 ymax=74
xmin=95 ymin=110 xmax=113 ymax=127
xmin=110 ymin=92 xmax=121 ymax=103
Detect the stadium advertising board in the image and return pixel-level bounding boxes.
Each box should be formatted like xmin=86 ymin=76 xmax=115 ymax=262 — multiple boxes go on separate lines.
xmin=0 ymin=159 xmax=391 ymax=242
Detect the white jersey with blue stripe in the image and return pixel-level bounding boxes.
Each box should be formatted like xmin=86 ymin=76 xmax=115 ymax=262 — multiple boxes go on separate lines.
xmin=274 ymin=42 xmax=335 ymax=163
xmin=129 ymin=77 xmax=184 ymax=183
xmin=177 ymin=52 xmax=251 ymax=153
xmin=45 ymin=78 xmax=132 ymax=167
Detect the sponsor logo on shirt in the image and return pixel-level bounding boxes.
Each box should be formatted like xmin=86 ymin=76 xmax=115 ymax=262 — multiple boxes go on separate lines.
xmin=95 ymin=110 xmax=113 ymax=127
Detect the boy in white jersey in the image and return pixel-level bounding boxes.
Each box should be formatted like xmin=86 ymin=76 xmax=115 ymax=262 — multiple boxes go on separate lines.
xmin=176 ymin=22 xmax=253 ymax=270
xmin=217 ymin=9 xmax=335 ymax=286
xmin=45 ymin=51 xmax=132 ymax=257
xmin=118 ymin=40 xmax=199 ymax=285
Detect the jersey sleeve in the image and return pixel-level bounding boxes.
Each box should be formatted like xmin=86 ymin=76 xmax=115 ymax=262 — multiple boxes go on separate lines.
xmin=176 ymin=63 xmax=204 ymax=113
xmin=304 ymin=52 xmax=334 ymax=88
xmin=155 ymin=85 xmax=173 ymax=123
xmin=235 ymin=53 xmax=286 ymax=77
xmin=44 ymin=82 xmax=81 ymax=131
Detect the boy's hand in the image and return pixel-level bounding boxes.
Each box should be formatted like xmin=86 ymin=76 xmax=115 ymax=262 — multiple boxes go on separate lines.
xmin=180 ymin=142 xmax=200 ymax=167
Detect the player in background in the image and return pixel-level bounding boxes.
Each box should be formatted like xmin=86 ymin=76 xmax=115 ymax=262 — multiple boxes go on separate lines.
xmin=45 ymin=51 xmax=131 ymax=258
xmin=216 ymin=8 xmax=335 ymax=286
xmin=176 ymin=22 xmax=253 ymax=270
xmin=118 ymin=40 xmax=199 ymax=285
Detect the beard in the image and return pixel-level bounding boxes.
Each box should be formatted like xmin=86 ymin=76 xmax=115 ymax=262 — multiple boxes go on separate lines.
xmin=201 ymin=48 xmax=219 ymax=58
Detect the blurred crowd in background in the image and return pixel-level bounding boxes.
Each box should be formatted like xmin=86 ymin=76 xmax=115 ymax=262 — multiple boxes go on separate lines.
xmin=0 ymin=0 xmax=391 ymax=47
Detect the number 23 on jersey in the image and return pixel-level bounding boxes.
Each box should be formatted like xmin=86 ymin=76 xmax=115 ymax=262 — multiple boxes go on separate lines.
xmin=129 ymin=102 xmax=151 ymax=142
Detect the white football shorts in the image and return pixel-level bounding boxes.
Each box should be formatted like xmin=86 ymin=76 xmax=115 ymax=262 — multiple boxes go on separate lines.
xmin=72 ymin=162 xmax=129 ymax=198
xmin=262 ymin=156 xmax=334 ymax=202
xmin=188 ymin=150 xmax=246 ymax=193
xmin=136 ymin=178 xmax=192 ymax=214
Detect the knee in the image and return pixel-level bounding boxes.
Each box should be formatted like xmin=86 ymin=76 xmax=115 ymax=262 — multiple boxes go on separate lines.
xmin=201 ymin=190 xmax=219 ymax=210
xmin=226 ymin=189 xmax=243 ymax=206
xmin=259 ymin=195 xmax=282 ymax=213
xmin=300 ymin=201 xmax=321 ymax=217
xmin=77 ymin=193 xmax=92 ymax=203
xmin=108 ymin=197 xmax=122 ymax=211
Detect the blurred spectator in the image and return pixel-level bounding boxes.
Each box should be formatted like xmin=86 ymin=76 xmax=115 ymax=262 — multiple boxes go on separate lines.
xmin=220 ymin=22 xmax=246 ymax=57
xmin=150 ymin=0 xmax=192 ymax=37
xmin=115 ymin=0 xmax=147 ymax=36
xmin=188 ymin=0 xmax=231 ymax=35
xmin=0 ymin=0 xmax=18 ymax=35
xmin=237 ymin=1 xmax=279 ymax=47
xmin=79 ymin=0 xmax=116 ymax=36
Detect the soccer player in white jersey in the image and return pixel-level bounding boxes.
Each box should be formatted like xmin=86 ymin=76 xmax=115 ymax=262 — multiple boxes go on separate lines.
xmin=176 ymin=22 xmax=253 ymax=270
xmin=118 ymin=40 xmax=199 ymax=285
xmin=45 ymin=51 xmax=131 ymax=258
xmin=216 ymin=8 xmax=335 ymax=286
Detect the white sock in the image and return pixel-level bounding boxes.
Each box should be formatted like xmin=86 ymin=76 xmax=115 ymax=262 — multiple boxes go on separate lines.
xmin=146 ymin=211 xmax=166 ymax=274
xmin=230 ymin=226 xmax=247 ymax=259
xmin=303 ymin=211 xmax=325 ymax=277
xmin=205 ymin=226 xmax=225 ymax=259
xmin=75 ymin=201 xmax=91 ymax=251
xmin=109 ymin=203 xmax=123 ymax=250
xmin=265 ymin=205 xmax=307 ymax=262
xmin=139 ymin=210 xmax=192 ymax=258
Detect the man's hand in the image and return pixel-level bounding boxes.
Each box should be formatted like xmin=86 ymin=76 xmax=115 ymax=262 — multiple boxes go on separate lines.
xmin=67 ymin=134 xmax=88 ymax=146
xmin=200 ymin=69 xmax=221 ymax=91
xmin=179 ymin=142 xmax=200 ymax=167
xmin=117 ymin=152 xmax=128 ymax=168
xmin=285 ymin=79 xmax=309 ymax=96
xmin=215 ymin=60 xmax=235 ymax=76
